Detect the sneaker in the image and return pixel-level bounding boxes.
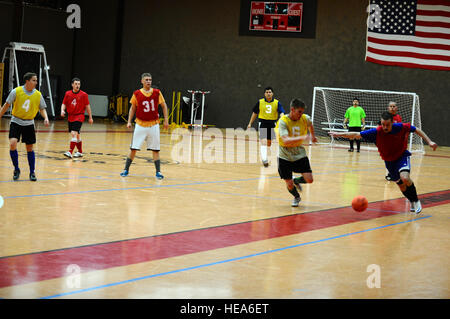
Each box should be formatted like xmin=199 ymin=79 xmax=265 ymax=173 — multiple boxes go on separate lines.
xmin=73 ymin=152 xmax=83 ymax=158
xmin=120 ymin=169 xmax=129 ymax=177
xmin=385 ymin=174 xmax=392 ymax=181
xmin=262 ymin=160 xmax=269 ymax=167
xmin=291 ymin=196 xmax=301 ymax=207
xmin=156 ymin=171 xmax=164 ymax=180
xmin=348 ymin=148 xmax=354 ymax=152
xmin=412 ymin=200 xmax=422 ymax=214
xmin=29 ymin=172 xmax=37 ymax=182
xmin=356 ymin=149 xmax=360 ymax=153
xmin=13 ymin=169 xmax=20 ymax=181
xmin=293 ymin=178 xmax=303 ymax=192
xmin=64 ymin=151 xmax=72 ymax=158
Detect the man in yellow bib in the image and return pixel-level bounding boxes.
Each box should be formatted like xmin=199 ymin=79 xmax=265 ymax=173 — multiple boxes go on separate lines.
xmin=276 ymin=98 xmax=316 ymax=207
xmin=0 ymin=72 xmax=49 ymax=181
xmin=247 ymin=87 xmax=285 ymax=167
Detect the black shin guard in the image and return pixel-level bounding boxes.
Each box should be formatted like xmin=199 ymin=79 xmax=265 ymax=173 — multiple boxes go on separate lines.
xmin=288 ymin=186 xmax=300 ymax=198
xmin=402 ymin=183 xmax=419 ymax=202
xmin=154 ymin=159 xmax=161 ymax=172
xmin=294 ymin=176 xmax=307 ymax=184
xmin=124 ymin=157 xmax=133 ymax=171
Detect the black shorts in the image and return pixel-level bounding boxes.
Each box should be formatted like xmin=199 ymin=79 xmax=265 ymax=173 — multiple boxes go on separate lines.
xmin=278 ymin=157 xmax=312 ymax=180
xmin=68 ymin=121 xmax=83 ymax=133
xmin=9 ymin=122 xmax=36 ymax=145
xmin=258 ymin=120 xmax=276 ymax=140
xmin=348 ymin=126 xmax=362 ymax=133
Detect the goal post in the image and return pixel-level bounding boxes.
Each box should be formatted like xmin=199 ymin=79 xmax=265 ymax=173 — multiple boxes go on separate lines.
xmin=311 ymin=87 xmax=424 ymax=153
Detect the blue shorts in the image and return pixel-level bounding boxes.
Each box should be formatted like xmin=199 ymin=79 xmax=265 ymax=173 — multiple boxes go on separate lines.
xmin=385 ymin=152 xmax=411 ymax=182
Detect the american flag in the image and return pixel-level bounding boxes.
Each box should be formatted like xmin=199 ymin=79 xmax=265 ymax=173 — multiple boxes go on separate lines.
xmin=366 ymin=0 xmax=450 ymax=71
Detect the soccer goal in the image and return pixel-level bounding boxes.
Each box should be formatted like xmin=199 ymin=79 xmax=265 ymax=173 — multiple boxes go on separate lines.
xmin=311 ymin=87 xmax=424 ymax=153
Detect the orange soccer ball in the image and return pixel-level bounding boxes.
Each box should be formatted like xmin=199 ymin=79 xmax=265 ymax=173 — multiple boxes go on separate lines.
xmin=352 ymin=195 xmax=368 ymax=212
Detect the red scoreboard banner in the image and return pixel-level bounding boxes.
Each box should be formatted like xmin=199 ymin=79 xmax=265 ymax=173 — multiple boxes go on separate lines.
xmin=249 ymin=2 xmax=303 ymax=32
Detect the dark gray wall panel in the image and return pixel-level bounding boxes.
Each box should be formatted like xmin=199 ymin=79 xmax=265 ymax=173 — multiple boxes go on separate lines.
xmin=118 ymin=0 xmax=449 ymax=145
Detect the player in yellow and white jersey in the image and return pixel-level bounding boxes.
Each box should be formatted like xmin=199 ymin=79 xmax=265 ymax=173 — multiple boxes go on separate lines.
xmin=276 ymin=98 xmax=316 ymax=207
xmin=0 ymin=72 xmax=49 ymax=181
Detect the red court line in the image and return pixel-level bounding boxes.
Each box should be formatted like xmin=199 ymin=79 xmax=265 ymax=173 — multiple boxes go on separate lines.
xmin=0 ymin=190 xmax=448 ymax=288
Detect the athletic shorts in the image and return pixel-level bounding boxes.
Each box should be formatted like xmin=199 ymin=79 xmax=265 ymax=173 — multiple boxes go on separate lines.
xmin=348 ymin=126 xmax=362 ymax=133
xmin=278 ymin=156 xmax=312 ymax=180
xmin=385 ymin=153 xmax=411 ymax=182
xmin=130 ymin=123 xmax=160 ymax=151
xmin=9 ymin=122 xmax=36 ymax=144
xmin=68 ymin=121 xmax=83 ymax=133
xmin=258 ymin=120 xmax=276 ymax=140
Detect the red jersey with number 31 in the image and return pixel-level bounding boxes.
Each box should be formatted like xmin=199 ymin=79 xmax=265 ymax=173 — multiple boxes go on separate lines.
xmin=63 ymin=90 xmax=90 ymax=122
xmin=134 ymin=88 xmax=160 ymax=122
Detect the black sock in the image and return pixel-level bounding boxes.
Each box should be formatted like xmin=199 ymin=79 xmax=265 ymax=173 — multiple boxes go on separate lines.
xmin=402 ymin=183 xmax=419 ymax=202
xmin=288 ymin=186 xmax=300 ymax=198
xmin=350 ymin=140 xmax=354 ymax=149
xmin=154 ymin=159 xmax=161 ymax=172
xmin=124 ymin=157 xmax=132 ymax=171
xmin=294 ymin=176 xmax=307 ymax=184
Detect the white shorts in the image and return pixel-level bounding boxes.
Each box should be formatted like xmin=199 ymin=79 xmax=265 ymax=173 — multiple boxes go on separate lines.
xmin=130 ymin=123 xmax=160 ymax=151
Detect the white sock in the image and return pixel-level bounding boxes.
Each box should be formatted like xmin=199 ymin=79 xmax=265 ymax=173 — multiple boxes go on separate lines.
xmin=260 ymin=145 xmax=267 ymax=162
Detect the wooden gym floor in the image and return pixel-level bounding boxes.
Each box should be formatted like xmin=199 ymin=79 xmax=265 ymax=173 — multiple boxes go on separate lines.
xmin=0 ymin=118 xmax=449 ymax=299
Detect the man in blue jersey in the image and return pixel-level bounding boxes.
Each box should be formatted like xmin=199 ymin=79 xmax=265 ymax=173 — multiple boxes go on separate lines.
xmin=330 ymin=112 xmax=437 ymax=214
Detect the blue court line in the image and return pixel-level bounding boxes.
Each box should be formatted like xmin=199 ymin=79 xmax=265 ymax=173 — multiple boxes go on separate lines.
xmin=0 ymin=158 xmax=427 ymax=201
xmin=0 ymin=176 xmax=91 ymax=183
xmin=1 ymin=177 xmax=264 ymax=199
xmin=39 ymin=215 xmax=431 ymax=299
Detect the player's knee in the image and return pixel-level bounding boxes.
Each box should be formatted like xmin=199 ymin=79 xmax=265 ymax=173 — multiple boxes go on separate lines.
xmin=303 ymin=174 xmax=313 ymax=183
xmin=400 ymin=174 xmax=411 ymax=184
xmin=285 ymin=180 xmax=294 ymax=189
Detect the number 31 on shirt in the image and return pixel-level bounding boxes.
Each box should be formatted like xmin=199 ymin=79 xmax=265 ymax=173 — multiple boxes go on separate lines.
xmin=143 ymin=100 xmax=155 ymax=112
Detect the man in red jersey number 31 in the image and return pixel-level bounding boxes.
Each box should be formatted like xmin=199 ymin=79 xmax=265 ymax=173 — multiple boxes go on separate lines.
xmin=120 ymin=73 xmax=169 ymax=179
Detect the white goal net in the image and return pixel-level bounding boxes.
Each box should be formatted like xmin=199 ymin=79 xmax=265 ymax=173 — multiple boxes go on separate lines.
xmin=311 ymin=87 xmax=424 ymax=153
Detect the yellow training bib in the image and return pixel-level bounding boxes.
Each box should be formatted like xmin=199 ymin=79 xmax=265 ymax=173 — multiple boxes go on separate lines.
xmin=11 ymin=86 xmax=41 ymax=120
xmin=258 ymin=98 xmax=280 ymax=120
xmin=276 ymin=114 xmax=308 ymax=147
